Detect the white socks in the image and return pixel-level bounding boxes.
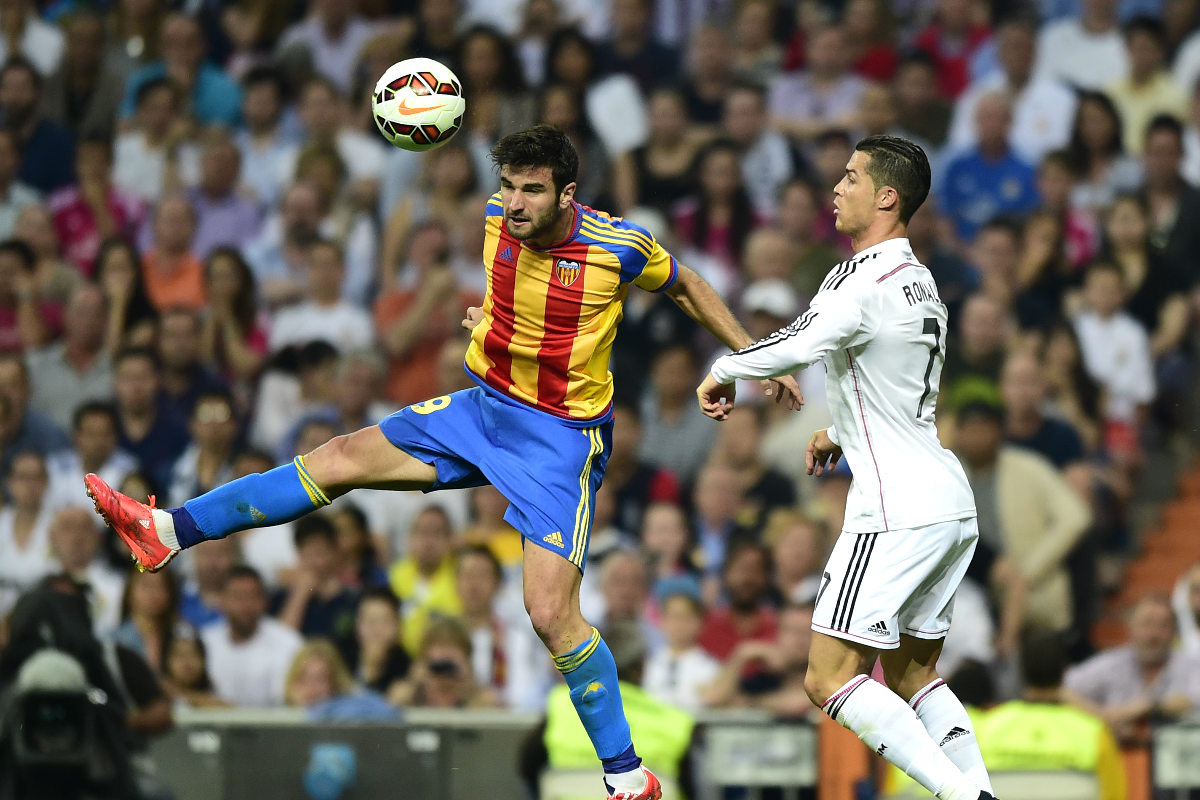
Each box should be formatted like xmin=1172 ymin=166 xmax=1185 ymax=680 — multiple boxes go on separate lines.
xmin=910 ymin=679 xmax=994 ymax=795
xmin=823 ymin=676 xmax=980 ymax=800
xmin=152 ymin=509 xmax=181 ymax=551
xmin=604 ymin=768 xmax=646 ymax=795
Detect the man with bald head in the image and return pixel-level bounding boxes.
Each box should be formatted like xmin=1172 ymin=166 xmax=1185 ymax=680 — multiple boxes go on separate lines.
xmin=50 ymin=505 xmax=126 ymax=634
xmin=26 ymin=281 xmax=113 ymax=431
xmin=245 ymin=181 xmax=324 ymax=308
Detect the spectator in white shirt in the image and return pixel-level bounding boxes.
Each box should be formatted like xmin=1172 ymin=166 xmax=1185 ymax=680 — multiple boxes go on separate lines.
xmin=0 ymin=451 xmax=58 ymax=619
xmin=643 ymin=591 xmax=720 ymax=712
xmin=769 ymin=25 xmax=865 ymax=143
xmin=47 ymin=401 xmax=137 ymax=511
xmin=1072 ymin=260 xmax=1155 ymax=458
xmin=201 ymin=565 xmax=304 ymax=707
xmin=49 ymin=505 xmax=125 ymax=636
xmin=269 ymin=239 xmax=373 ymax=354
xmin=1035 ymin=0 xmax=1130 ymax=90
xmin=0 ymin=0 xmax=64 ymax=76
xmin=236 ymin=67 xmax=300 ymax=208
xmin=276 ymin=0 xmax=376 ymax=95
xmin=113 ymin=77 xmax=200 ymax=205
xmin=721 ymin=83 xmax=798 ymax=216
xmin=948 ymin=18 xmax=1077 ymax=165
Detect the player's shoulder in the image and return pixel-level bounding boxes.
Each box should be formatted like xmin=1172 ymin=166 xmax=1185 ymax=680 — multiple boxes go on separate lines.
xmin=575 ymin=204 xmax=656 ymax=261
xmin=485 ymin=191 xmax=503 ymax=218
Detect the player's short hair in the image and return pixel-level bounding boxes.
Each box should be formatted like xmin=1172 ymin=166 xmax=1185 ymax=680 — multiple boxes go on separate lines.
xmin=0 ymin=238 xmax=36 ymax=271
xmin=489 ymin=124 xmax=579 ymax=197
xmin=72 ymin=400 xmax=119 ymax=433
xmin=1018 ymin=629 xmax=1068 ymax=689
xmin=854 ymin=134 xmax=931 ymax=224
xmin=294 ymin=514 xmax=337 ymax=549
xmin=458 ymin=544 xmax=502 ymax=582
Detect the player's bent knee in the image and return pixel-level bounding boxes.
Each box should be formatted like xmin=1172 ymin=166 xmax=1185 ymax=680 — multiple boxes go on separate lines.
xmin=803 ymin=666 xmax=838 ymax=709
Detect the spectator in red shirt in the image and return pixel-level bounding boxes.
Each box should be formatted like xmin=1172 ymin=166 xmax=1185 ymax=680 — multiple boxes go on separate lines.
xmin=843 ymin=0 xmax=900 ymax=81
xmin=698 ymin=540 xmax=779 ymax=660
xmin=912 ymin=0 xmax=992 ymax=98
xmin=0 ymin=238 xmax=58 ymax=351
xmin=48 ymin=134 xmax=145 ymax=275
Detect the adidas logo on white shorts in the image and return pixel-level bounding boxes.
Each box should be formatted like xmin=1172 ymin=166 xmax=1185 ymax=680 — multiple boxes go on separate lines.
xmin=867 ymin=620 xmax=889 ymax=637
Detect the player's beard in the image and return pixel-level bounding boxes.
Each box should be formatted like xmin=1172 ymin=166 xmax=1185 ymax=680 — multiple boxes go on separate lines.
xmin=504 ymin=207 xmax=560 ymax=242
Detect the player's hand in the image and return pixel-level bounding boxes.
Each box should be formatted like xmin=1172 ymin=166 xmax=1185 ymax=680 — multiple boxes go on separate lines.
xmin=763 ymin=374 xmax=804 ymax=410
xmin=806 ymin=428 xmax=843 ymax=476
xmin=461 ymin=306 xmax=484 ymax=331
xmin=696 ymin=372 xmax=735 ymax=420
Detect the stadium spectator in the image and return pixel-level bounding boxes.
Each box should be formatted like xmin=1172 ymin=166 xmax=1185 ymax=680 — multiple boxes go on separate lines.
xmin=912 ymin=0 xmax=991 ymax=99
xmin=41 ymin=11 xmax=125 ymax=140
xmin=0 ymin=0 xmax=63 ymax=76
xmin=112 ymin=346 xmax=190 ymax=490
xmin=954 ymin=401 xmax=1092 ymax=635
xmin=113 ymin=568 xmax=192 ymax=675
xmin=337 ymin=586 xmax=411 ymax=695
xmin=638 ymin=344 xmax=718 ymax=485
xmin=0 ymin=129 xmax=38 ymax=239
xmin=455 ymin=544 xmax=512 ymax=693
xmin=729 ymin=0 xmax=783 ymax=85
xmin=1036 ymin=0 xmax=1130 ymax=91
xmin=1037 ymin=150 xmax=1100 ymax=269
xmin=244 ymin=181 xmax=323 ymax=308
xmin=0 ymin=237 xmax=57 ymax=351
xmin=1041 ymin=319 xmax=1105 ymax=451
xmin=698 ymin=540 xmax=778 ymax=660
xmin=722 ymin=82 xmax=799 ymax=215
xmin=597 ymin=550 xmax=655 ymax=646
xmin=389 ymin=505 xmax=461 ymax=655
xmin=11 ymin=201 xmax=77 ymax=307
xmin=460 ymin=26 xmax=535 ymax=138
xmin=25 ymin=281 xmax=113 ymax=431
xmin=767 ymin=511 xmax=824 ymax=604
xmin=141 ymin=195 xmax=205 ymax=312
xmin=461 ymin=484 xmax=525 ymax=569
xmin=295 ymin=76 xmax=383 ymax=187
xmin=641 ymin=502 xmax=701 ymax=602
xmin=268 ymin=239 xmax=373 ymax=353
xmin=769 ymin=25 xmax=865 ymax=143
xmin=1184 ymin=78 xmax=1200 ymax=185
xmin=1013 ymin=211 xmax=1073 ymax=329
xmin=1066 ymin=90 xmax=1145 ymax=213
xmin=1108 ymin=17 xmax=1189 ymax=157
xmin=966 ymin=217 xmax=1022 ymax=316
xmin=228 ymin=449 xmax=299 ymax=589
xmin=50 ymin=134 xmax=146 ymax=275
xmin=389 ymin=616 xmax=499 ymax=708
xmin=976 ymin=630 xmax=1126 ymax=799
xmin=1073 ymin=260 xmax=1155 ymax=459
xmin=602 ymin=403 xmax=682 ymax=537
xmin=408 ymin=0 xmax=462 ymax=68
xmin=0 ymin=56 xmax=74 ymax=194
xmin=906 ymin=201 xmax=978 ymax=325
xmin=161 ymin=634 xmax=228 ymax=709
xmin=166 ymin=389 xmax=238 ymax=507
xmin=0 ymin=451 xmax=60 ymax=617
xmin=282 ymin=350 xmax=389 ymax=461
xmin=690 ymin=462 xmax=754 ymax=591
xmin=940 ymin=92 xmax=1041 ymax=242
xmin=703 ymin=601 xmax=814 ymax=717
xmin=113 ymin=77 xmax=199 ymax=205
xmin=706 ymin=405 xmax=796 ymax=533
xmin=1065 ymin=594 xmax=1200 ymax=743
xmin=94 ymin=238 xmax=158 ymax=352
xmin=1000 ymin=351 xmax=1088 ymax=472
xmin=597 ymin=0 xmax=679 ymax=93
xmin=285 ymin=638 xmax=398 ymax=721
xmin=842 ymin=0 xmax=899 ymax=81
xmin=233 ymin=67 xmax=295 ymax=206
xmin=679 ymin=24 xmax=733 ymax=126
xmin=250 ymin=339 xmax=338 ymax=454
xmin=277 ymin=0 xmax=376 ymax=95
xmin=49 ymin=505 xmax=125 ymax=636
xmin=0 ymin=353 xmax=71 ymax=475
xmin=187 ymin=131 xmax=263 ymax=258
xmin=949 ymin=18 xmax=1077 ymax=165
xmin=330 ymin=502 xmax=388 ymax=589
xmin=199 ymin=247 xmax=267 ymax=385
xmin=941 ymin=292 xmax=1010 ymax=409
xmin=201 ymin=565 xmax=303 ymax=707
xmin=121 ymin=13 xmax=240 ymax=127
xmin=47 ymin=401 xmax=137 ymax=510
xmin=643 ymin=590 xmax=718 ymax=712
xmin=157 ymin=307 xmax=227 ymax=423
xmin=179 ymin=536 xmax=237 ymax=630
xmin=1172 ymin=562 xmax=1200 ymax=653
xmin=891 ymin=52 xmax=953 ymax=148
xmin=273 ymin=515 xmax=360 ymax=640
xmin=1141 ymin=115 xmax=1200 ymax=279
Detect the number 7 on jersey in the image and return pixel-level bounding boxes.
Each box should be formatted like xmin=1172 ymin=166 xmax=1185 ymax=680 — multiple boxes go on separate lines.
xmin=916 ymin=317 xmax=941 ymax=418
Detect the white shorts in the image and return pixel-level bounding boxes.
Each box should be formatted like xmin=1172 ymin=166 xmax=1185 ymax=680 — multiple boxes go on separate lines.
xmin=812 ymin=517 xmax=978 ymax=649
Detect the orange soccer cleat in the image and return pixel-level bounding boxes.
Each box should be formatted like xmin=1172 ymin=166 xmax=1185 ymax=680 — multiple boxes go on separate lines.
xmin=84 ymin=473 xmax=177 ymax=572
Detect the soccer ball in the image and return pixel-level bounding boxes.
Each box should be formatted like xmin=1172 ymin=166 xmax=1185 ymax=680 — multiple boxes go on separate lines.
xmin=371 ymin=57 xmax=465 ymax=152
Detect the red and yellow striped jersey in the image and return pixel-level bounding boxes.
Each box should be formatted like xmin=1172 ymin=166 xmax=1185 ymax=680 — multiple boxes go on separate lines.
xmin=464 ymin=194 xmax=679 ymax=425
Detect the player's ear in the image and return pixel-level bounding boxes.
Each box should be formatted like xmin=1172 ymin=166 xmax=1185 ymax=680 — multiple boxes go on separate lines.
xmin=558 ymin=181 xmax=577 ymax=208
xmin=877 ymin=185 xmax=899 ymax=215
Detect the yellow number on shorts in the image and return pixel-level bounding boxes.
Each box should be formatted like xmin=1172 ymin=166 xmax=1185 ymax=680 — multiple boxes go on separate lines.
xmin=410 ymin=395 xmax=452 ymax=415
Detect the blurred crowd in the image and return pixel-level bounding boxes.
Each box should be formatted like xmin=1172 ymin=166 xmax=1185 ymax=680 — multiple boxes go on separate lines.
xmin=0 ymin=0 xmax=1195 ymax=778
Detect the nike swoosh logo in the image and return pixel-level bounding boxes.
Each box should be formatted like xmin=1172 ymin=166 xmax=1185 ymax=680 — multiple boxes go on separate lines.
xmin=395 ymin=97 xmax=445 ymax=116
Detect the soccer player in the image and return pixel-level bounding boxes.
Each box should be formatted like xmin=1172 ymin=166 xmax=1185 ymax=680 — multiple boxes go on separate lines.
xmin=85 ymin=125 xmax=800 ymax=800
xmin=696 ymin=135 xmax=997 ymax=800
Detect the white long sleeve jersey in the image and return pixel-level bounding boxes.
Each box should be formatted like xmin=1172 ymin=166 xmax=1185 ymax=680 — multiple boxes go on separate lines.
xmin=711 ymin=238 xmax=976 ymax=533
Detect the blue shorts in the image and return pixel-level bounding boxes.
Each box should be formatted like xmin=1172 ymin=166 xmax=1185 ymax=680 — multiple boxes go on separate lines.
xmin=378 ymin=387 xmax=612 ymax=571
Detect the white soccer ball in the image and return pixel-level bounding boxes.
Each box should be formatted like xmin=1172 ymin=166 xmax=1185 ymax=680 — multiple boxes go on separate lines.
xmin=371 ymin=57 xmax=466 ymax=152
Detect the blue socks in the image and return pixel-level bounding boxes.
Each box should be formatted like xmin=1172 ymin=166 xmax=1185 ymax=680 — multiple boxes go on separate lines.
xmin=172 ymin=456 xmax=332 ymax=548
xmin=554 ymin=627 xmax=641 ymax=775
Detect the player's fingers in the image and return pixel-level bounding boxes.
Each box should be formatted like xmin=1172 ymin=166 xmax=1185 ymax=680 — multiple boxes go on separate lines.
xmin=805 ymin=444 xmax=816 ymax=474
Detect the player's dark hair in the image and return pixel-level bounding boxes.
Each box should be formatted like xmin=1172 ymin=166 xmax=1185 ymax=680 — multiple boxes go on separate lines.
xmin=72 ymin=399 xmax=119 ymax=433
xmin=1145 ymin=113 xmax=1184 ymax=145
xmin=222 ymin=564 xmax=266 ymax=591
xmin=490 ymin=124 xmax=579 ymax=197
xmin=853 ymin=134 xmax=931 ymax=224
xmin=459 ymin=543 xmax=503 ymax=583
xmin=0 ymin=238 xmax=36 ymax=271
xmin=1019 ymin=629 xmax=1068 ymax=689
xmin=113 ymin=345 xmax=161 ymax=372
xmin=294 ymin=514 xmax=337 ymax=549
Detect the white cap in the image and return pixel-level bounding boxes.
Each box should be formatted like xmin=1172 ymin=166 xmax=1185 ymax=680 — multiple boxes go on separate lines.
xmin=741 ymin=279 xmax=799 ymax=320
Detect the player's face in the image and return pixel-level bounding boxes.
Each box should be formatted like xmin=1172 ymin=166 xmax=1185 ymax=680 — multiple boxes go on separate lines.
xmin=832 ymin=151 xmax=878 ymax=237
xmin=498 ymin=165 xmax=575 ymax=243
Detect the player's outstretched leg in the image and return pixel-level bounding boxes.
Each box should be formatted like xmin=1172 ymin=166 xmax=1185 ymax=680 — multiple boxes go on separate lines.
xmin=524 ymin=545 xmax=660 ymax=800
xmin=87 ymin=426 xmax=437 ymax=571
xmin=805 ymin=632 xmax=985 ymax=800
xmin=882 ymin=636 xmax=994 ymax=797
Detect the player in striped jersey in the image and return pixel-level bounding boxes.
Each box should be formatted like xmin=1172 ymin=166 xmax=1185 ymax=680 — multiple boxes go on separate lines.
xmin=85 ymin=125 xmax=800 ymax=800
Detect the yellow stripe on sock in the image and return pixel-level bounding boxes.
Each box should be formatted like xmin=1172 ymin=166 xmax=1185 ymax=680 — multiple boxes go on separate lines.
xmin=293 ymin=456 xmax=331 ymax=506
xmin=554 ymin=627 xmax=601 ymax=673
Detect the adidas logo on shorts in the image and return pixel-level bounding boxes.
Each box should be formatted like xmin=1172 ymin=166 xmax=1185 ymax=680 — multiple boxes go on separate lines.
xmin=543 ymin=530 xmax=564 ymax=547
xmin=867 ymin=620 xmax=889 ymax=637
xmin=939 ymin=726 xmax=970 ymax=746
